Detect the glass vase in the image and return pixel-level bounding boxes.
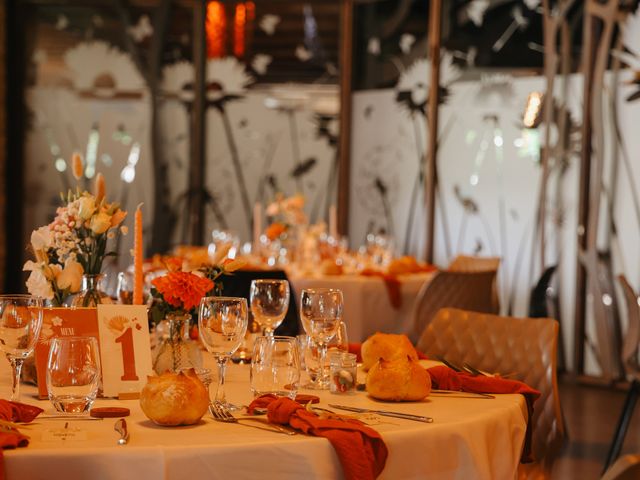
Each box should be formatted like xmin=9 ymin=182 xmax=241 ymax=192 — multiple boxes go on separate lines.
xmin=66 ymin=274 xmax=113 ymax=307
xmin=152 ymin=313 xmax=203 ymax=374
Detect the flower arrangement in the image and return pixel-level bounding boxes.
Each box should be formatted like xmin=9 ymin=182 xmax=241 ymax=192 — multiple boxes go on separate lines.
xmin=23 ymin=162 xmax=127 ymax=305
xmin=149 ymin=246 xmax=244 ymax=325
xmin=264 ymin=193 xmax=307 ymax=240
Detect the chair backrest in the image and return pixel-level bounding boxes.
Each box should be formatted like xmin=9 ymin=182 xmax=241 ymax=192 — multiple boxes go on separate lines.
xmin=411 ymin=270 xmax=498 ymax=342
xmin=618 ymin=275 xmax=640 ymax=377
xmin=417 ymin=308 xmax=565 ymax=476
xmin=448 ymin=255 xmax=501 ymax=273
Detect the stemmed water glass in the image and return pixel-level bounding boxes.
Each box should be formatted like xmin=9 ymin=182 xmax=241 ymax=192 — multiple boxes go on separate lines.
xmin=0 ymin=295 xmax=43 ymax=401
xmin=299 ymin=288 xmax=343 ymax=389
xmin=250 ymin=279 xmax=290 ymax=336
xmin=198 ymin=297 xmax=248 ymax=410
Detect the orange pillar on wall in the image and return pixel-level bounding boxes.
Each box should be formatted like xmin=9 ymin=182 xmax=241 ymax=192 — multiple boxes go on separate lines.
xmin=206 ymin=1 xmax=226 ymax=59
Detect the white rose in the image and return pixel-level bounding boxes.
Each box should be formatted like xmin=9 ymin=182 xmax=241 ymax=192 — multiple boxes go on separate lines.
xmin=23 ymin=260 xmax=39 ymax=272
xmin=25 ymin=269 xmax=54 ymax=300
xmin=30 ymin=226 xmax=52 ymax=251
xmin=90 ymin=212 xmax=112 ymax=234
xmin=78 ymin=196 xmax=97 ymax=221
xmin=57 ymin=259 xmax=84 ymax=293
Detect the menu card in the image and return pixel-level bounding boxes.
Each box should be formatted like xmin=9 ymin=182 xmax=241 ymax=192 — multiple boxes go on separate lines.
xmin=34 ymin=308 xmax=100 ymax=399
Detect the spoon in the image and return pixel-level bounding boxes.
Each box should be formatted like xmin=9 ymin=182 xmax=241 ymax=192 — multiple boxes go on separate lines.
xmin=114 ymin=418 xmax=129 ymax=446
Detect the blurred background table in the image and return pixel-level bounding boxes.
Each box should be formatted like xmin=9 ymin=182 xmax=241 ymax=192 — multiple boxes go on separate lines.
xmin=289 ymin=272 xmax=435 ymax=342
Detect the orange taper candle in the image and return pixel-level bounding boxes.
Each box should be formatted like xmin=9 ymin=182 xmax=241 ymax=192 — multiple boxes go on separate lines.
xmin=133 ymin=204 xmax=144 ymax=305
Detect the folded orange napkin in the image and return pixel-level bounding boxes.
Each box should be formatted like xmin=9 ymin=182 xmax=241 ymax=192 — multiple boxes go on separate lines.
xmin=248 ymin=395 xmax=388 ymax=480
xmin=359 ymin=270 xmax=402 ymax=309
xmin=348 ymin=343 xmax=428 ymax=362
xmin=0 ymin=400 xmax=44 ymax=480
xmin=427 ymin=366 xmax=540 ymax=462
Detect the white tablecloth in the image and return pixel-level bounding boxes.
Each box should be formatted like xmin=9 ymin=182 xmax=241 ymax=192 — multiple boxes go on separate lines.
xmin=289 ymin=273 xmax=435 ymax=342
xmin=6 ymin=361 xmax=527 ymax=480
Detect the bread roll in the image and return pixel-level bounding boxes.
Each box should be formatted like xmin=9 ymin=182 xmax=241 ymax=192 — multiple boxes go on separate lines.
xmin=140 ymin=369 xmax=209 ymax=426
xmin=361 ymin=332 xmax=418 ymax=371
xmin=366 ymin=356 xmax=431 ymax=401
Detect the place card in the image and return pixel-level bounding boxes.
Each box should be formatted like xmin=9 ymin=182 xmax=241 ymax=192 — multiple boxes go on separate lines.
xmin=96 ymin=305 xmax=152 ymax=398
xmin=41 ymin=426 xmax=88 ymax=443
xmin=35 ymin=308 xmax=100 ymax=399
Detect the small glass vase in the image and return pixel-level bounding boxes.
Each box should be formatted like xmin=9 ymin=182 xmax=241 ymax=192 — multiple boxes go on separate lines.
xmin=153 ymin=313 xmax=203 ymax=374
xmin=66 ymin=274 xmax=113 ymax=307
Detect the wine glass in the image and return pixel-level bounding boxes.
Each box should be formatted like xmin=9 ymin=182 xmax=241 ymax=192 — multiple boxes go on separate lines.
xmin=299 ymin=288 xmax=343 ymax=389
xmin=0 ymin=295 xmax=43 ymax=401
xmin=198 ymin=297 xmax=248 ymax=410
xmin=250 ymin=279 xmax=290 ymax=336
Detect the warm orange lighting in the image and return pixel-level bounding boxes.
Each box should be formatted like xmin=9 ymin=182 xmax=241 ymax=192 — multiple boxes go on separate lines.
xmin=523 ymin=92 xmax=544 ymax=128
xmin=234 ymin=3 xmax=246 ymax=58
xmin=206 ymin=1 xmax=226 ymax=59
xmin=246 ymin=2 xmax=255 ymax=21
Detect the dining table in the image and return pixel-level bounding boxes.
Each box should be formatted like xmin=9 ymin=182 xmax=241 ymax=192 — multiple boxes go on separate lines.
xmin=6 ymin=360 xmax=528 ymax=480
xmin=288 ymin=272 xmax=436 ymax=343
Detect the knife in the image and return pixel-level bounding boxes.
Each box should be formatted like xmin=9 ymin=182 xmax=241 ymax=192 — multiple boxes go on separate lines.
xmin=38 ymin=415 xmax=103 ymax=421
xmin=328 ymin=404 xmax=433 ymax=423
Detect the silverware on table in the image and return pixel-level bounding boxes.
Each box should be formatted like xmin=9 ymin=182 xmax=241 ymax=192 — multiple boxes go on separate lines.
xmin=209 ymin=402 xmax=296 ymax=436
xmin=114 ymin=418 xmax=129 ymax=445
xmin=328 ymin=404 xmax=434 ymax=423
xmin=38 ymin=414 xmax=103 ymax=421
xmin=430 ymin=389 xmax=496 ymax=399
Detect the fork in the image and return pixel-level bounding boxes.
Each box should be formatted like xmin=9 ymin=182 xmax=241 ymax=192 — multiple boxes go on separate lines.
xmin=209 ymin=402 xmax=296 ymax=436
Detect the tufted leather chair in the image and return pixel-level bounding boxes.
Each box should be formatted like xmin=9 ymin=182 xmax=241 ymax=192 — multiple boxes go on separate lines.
xmin=416 ymin=308 xmax=566 ymax=479
xmin=448 ymin=255 xmax=501 ymax=312
xmin=410 ymin=271 xmax=498 ymax=343
xmin=448 ymin=255 xmax=501 ymax=273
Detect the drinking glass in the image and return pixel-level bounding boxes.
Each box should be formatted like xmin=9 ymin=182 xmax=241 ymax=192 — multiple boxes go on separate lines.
xmin=250 ymin=336 xmax=300 ymax=399
xmin=117 ymin=271 xmax=151 ymax=305
xmin=199 ymin=297 xmax=248 ymax=409
xmin=299 ymin=288 xmax=343 ymax=389
xmin=250 ymin=279 xmax=290 ymax=336
xmin=299 ymin=322 xmax=348 ymax=389
xmin=116 ymin=271 xmax=134 ymax=304
xmin=0 ymin=295 xmax=43 ymax=401
xmin=46 ymin=336 xmax=101 ymax=413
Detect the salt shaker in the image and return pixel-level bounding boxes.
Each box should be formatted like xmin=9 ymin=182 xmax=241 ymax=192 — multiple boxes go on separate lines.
xmin=330 ymin=352 xmax=357 ymax=394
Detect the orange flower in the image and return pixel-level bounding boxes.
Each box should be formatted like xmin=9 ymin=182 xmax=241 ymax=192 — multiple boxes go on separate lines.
xmin=265 ymin=222 xmax=286 ymax=241
xmin=152 ymin=271 xmax=214 ymax=312
xmin=164 ymin=257 xmax=183 ymax=272
xmin=110 ymin=209 xmax=127 ymax=227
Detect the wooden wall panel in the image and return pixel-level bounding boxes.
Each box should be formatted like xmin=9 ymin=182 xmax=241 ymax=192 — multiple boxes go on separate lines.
xmin=0 ymin=1 xmax=6 ymax=292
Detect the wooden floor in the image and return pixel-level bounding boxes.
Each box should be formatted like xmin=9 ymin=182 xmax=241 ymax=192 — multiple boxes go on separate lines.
xmin=552 ymin=377 xmax=639 ymax=479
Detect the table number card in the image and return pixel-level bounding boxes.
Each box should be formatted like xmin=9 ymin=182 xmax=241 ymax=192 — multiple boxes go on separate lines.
xmin=96 ymin=305 xmax=152 ymax=397
xmin=35 ymin=308 xmax=100 ymax=399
